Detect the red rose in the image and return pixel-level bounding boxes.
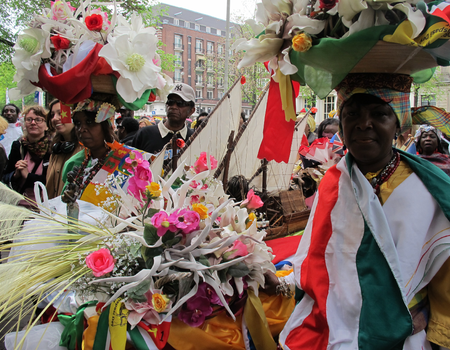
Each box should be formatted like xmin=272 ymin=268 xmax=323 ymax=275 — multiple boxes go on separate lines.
xmin=176 ymin=138 xmax=185 ymax=148
xmin=241 ymin=76 xmax=246 ymax=85
xmin=319 ymin=0 xmax=337 ymax=10
xmin=85 ymin=14 xmax=103 ymax=31
xmin=50 ymin=35 xmax=71 ymax=51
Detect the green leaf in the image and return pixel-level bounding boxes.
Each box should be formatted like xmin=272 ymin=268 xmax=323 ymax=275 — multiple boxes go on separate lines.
xmin=145 ymin=208 xmax=159 ymax=219
xmin=141 ymin=246 xmax=164 ymax=263
xmin=143 ymin=223 xmax=159 ymax=245
xmin=127 ymin=280 xmax=151 ymax=302
xmin=218 ymin=268 xmax=229 ymax=283
xmin=162 ymin=231 xmax=175 ymax=244
xmin=227 ymin=262 xmax=250 ymax=278
xmin=198 ymin=255 xmax=210 ymax=267
xmin=164 ymin=236 xmax=182 ymax=248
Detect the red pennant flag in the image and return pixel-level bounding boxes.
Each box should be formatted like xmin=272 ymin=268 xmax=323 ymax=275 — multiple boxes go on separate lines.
xmin=137 ymin=319 xmax=171 ymax=349
xmin=60 ymin=103 xmax=72 ymax=124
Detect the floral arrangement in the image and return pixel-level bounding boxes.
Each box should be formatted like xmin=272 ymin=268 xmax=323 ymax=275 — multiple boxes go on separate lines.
xmin=233 ymin=0 xmax=450 ymax=98
xmin=11 ymin=0 xmax=173 ymax=104
xmin=0 ymin=151 xmax=274 ymax=349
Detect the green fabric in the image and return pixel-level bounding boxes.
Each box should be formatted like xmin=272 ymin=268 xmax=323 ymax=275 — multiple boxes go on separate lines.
xmin=289 ymin=26 xmax=396 ymax=99
xmin=411 ymin=68 xmax=436 ymax=84
xmin=356 ymin=221 xmax=411 ymax=350
xmin=93 ymin=304 xmax=111 ymax=350
xmin=111 ymin=76 xmax=154 ymax=111
xmin=128 ymin=326 xmax=150 ymax=350
xmin=61 ymin=150 xmax=88 ymax=194
xmin=58 ymin=300 xmax=98 ymax=350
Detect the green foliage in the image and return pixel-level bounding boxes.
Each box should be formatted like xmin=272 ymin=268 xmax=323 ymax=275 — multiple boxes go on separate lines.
xmin=413 ymin=67 xmax=445 ymax=107
xmin=143 ymin=223 xmax=159 ymax=245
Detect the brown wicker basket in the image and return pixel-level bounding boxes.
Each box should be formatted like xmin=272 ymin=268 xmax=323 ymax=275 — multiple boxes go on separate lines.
xmin=350 ymin=41 xmax=437 ymax=75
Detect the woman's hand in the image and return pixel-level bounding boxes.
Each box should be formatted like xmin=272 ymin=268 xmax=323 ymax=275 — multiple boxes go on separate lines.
xmin=14 ymin=160 xmax=28 ymax=179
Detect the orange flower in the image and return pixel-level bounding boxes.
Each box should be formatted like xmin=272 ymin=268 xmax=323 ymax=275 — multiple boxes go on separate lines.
xmin=146 ymin=182 xmax=161 ymax=198
xmin=192 ymin=203 xmax=208 ymax=220
xmin=292 ymin=33 xmax=312 ymax=52
xmin=152 ymin=293 xmax=170 ymax=313
xmin=246 ymin=212 xmax=256 ymax=229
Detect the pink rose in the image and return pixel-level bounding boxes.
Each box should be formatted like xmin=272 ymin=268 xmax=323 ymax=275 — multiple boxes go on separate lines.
xmin=224 ymin=240 xmax=249 ymax=260
xmin=241 ymin=189 xmax=264 ymax=210
xmin=51 ymin=1 xmax=76 ymax=21
xmin=168 ymin=209 xmax=200 ymax=234
xmin=193 ymin=152 xmax=218 ymax=174
xmin=86 ymin=248 xmax=115 ymax=277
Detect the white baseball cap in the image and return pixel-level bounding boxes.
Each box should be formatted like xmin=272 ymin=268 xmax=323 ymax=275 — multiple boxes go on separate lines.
xmin=169 ymin=83 xmax=196 ymax=103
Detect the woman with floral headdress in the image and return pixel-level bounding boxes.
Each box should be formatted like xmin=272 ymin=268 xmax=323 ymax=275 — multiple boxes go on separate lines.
xmin=60 ymin=98 xmax=120 ymax=208
xmin=279 ymin=74 xmax=450 ymax=350
xmin=415 ymin=124 xmax=450 ymax=176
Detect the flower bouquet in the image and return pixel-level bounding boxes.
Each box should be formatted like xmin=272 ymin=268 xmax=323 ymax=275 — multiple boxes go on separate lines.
xmin=233 ymin=0 xmax=450 ymax=98
xmin=0 ymin=151 xmax=275 ymax=350
xmin=10 ymin=0 xmax=173 ymax=108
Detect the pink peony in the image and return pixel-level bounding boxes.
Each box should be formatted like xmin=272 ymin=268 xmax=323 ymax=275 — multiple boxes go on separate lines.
xmin=151 ymin=211 xmax=176 ymax=237
xmin=128 ymin=163 xmax=153 ymax=199
xmin=51 ymin=1 xmax=76 ymax=21
xmin=178 ymin=295 xmax=212 ymax=327
xmin=126 ymin=150 xmax=149 ymax=169
xmin=86 ymin=248 xmax=115 ymax=277
xmin=241 ymin=189 xmax=264 ymax=210
xmin=168 ymin=209 xmax=200 ymax=234
xmin=193 ymin=152 xmax=218 ymax=174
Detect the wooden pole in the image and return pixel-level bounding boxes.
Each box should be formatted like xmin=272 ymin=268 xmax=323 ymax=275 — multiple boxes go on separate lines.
xmin=171 ymin=134 xmax=179 ymax=173
xmin=221 ymin=131 xmax=235 ymax=190
xmin=262 ymin=158 xmax=268 ymax=194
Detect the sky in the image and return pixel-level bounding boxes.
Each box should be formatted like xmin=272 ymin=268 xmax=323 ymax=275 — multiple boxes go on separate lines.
xmin=159 ymin=0 xmax=258 ymax=21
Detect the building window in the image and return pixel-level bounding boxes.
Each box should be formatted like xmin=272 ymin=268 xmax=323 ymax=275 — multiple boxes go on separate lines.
xmin=185 ymin=21 xmax=190 ymax=28
xmin=175 ymin=52 xmax=182 ymax=66
xmin=218 ymin=44 xmax=223 ymax=55
xmin=211 ymin=28 xmax=217 ymax=35
xmin=207 ymin=75 xmax=214 ymax=85
xmin=174 ymin=69 xmax=182 ymax=82
xmin=207 ymin=91 xmax=213 ymax=99
xmin=174 ymin=35 xmax=182 ymax=50
xmin=179 ymin=20 xmax=184 ymax=27
xmin=195 ymin=39 xmax=203 ymax=54
xmin=218 ymin=77 xmax=224 ymax=87
xmin=174 ymin=18 xmax=179 ymax=26
xmin=206 ymin=27 xmax=211 ymax=33
xmin=207 ymin=42 xmax=214 ymax=55
xmin=196 ymin=89 xmax=202 ymax=98
xmin=421 ymin=94 xmax=436 ymax=106
xmin=200 ymin=25 xmax=206 ymax=32
xmin=221 ymin=30 xmax=226 ymax=36
xmin=195 ymin=23 xmax=200 ymax=30
xmin=218 ymin=91 xmax=224 ymax=99
xmin=190 ymin=22 xmax=195 ymax=29
xmin=324 ymin=95 xmax=335 ymax=119
xmin=196 ymin=74 xmax=203 ymax=84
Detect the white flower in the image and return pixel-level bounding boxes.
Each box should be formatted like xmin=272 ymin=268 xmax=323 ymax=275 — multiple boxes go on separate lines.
xmin=99 ymin=32 xmax=161 ymax=103
xmin=155 ymin=73 xmax=174 ymax=101
xmin=112 ymin=13 xmax=156 ymax=40
xmin=337 ymin=0 xmax=368 ymax=22
xmin=12 ymin=28 xmax=51 ymax=83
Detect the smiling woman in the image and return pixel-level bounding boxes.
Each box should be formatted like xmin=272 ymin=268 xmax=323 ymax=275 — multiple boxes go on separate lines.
xmin=279 ymin=74 xmax=450 ymax=349
xmin=2 ymin=105 xmax=51 ymax=209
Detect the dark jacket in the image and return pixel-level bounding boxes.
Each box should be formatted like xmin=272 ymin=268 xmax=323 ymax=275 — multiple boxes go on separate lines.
xmin=132 ymin=125 xmax=194 ymax=155
xmin=120 ymin=130 xmax=138 ymax=146
xmin=3 ymin=140 xmax=51 ymax=195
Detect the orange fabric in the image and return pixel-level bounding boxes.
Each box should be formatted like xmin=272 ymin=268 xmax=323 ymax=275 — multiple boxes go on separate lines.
xmin=82 ymin=316 xmax=99 ymax=350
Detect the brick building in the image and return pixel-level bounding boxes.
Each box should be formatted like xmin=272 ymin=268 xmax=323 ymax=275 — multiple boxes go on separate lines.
xmin=151 ymin=3 xmax=251 ymax=117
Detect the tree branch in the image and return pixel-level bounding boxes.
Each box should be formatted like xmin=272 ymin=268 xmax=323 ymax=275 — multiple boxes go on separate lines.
xmin=0 ymin=38 xmax=14 ymax=47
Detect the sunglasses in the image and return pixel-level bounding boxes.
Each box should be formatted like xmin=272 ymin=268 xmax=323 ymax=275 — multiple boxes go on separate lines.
xmin=166 ymin=100 xmax=191 ymax=108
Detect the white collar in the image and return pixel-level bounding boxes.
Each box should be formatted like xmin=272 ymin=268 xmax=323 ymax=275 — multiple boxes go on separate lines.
xmin=158 ymin=121 xmax=188 ymax=139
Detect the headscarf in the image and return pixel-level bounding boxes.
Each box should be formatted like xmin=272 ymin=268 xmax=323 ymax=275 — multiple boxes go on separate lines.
xmin=73 ymin=99 xmax=116 ymax=123
xmin=414 ymin=124 xmax=442 ymax=142
xmin=336 ymin=73 xmax=413 ymax=133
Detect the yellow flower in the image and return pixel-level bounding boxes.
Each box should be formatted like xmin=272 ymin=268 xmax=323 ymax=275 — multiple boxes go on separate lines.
xmin=152 ymin=293 xmax=170 ymax=313
xmin=146 ymin=182 xmax=161 ymax=198
xmin=192 ymin=203 xmax=208 ymax=220
xmin=292 ymin=33 xmax=312 ymax=52
xmin=246 ymin=212 xmax=257 ymax=229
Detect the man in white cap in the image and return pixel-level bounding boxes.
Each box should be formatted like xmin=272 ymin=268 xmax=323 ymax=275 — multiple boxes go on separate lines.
xmin=132 ymin=83 xmax=195 ymax=156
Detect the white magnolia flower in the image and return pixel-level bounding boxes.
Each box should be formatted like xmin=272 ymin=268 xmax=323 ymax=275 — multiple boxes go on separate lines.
xmin=12 ymin=28 xmax=51 ymax=83
xmin=155 ymin=73 xmax=174 ymax=102
xmin=112 ymin=13 xmax=156 ymax=40
xmin=99 ymin=32 xmax=161 ymax=103
xmin=338 ymin=0 xmax=368 ymax=22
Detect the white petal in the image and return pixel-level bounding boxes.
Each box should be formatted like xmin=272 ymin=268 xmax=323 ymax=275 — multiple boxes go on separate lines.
xmin=392 ymin=3 xmax=426 ymax=38
xmin=288 ymin=13 xmax=326 ymax=35
xmin=279 ymin=47 xmax=298 ymax=75
xmin=116 ymin=76 xmax=139 ymax=103
xmin=338 ymin=0 xmax=368 ymax=22
xmin=236 ymin=37 xmax=283 ymax=69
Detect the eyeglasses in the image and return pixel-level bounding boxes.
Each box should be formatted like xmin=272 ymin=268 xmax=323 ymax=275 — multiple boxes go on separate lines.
xmin=25 ymin=117 xmax=45 ymax=124
xmin=166 ymin=100 xmax=191 ymax=108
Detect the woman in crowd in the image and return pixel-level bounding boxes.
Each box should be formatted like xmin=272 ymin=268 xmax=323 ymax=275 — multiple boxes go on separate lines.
xmin=279 ymin=74 xmax=450 ymax=349
xmin=46 ymin=99 xmax=84 ymax=199
xmin=61 ymin=99 xmax=118 ymax=207
xmin=0 ymin=117 xmax=9 ymax=179
xmin=3 ymin=106 xmax=51 ymax=205
xmin=317 ymin=117 xmax=339 ymax=139
xmin=415 ymin=124 xmax=450 ymax=176
xmin=138 ymin=117 xmax=153 ymax=128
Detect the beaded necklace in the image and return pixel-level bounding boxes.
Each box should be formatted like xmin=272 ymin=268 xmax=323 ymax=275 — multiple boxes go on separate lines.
xmin=71 ymin=147 xmax=110 ymax=196
xmin=369 ymin=151 xmax=401 ymax=195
